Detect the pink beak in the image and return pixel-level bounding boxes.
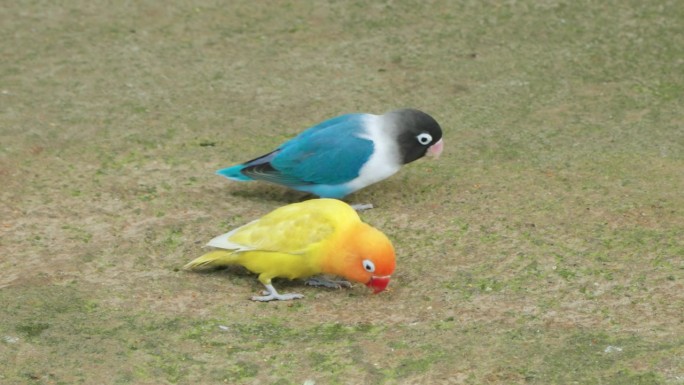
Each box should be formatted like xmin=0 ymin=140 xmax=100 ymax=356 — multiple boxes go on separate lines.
xmin=427 ymin=138 xmax=444 ymax=158
xmin=366 ymin=275 xmax=391 ymax=294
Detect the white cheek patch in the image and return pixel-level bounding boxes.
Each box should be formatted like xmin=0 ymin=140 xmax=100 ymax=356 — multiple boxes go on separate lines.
xmin=346 ymin=115 xmax=402 ymax=191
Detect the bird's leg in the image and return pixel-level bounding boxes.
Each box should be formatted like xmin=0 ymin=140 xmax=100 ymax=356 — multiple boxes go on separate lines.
xmin=305 ymin=276 xmax=353 ymax=289
xmin=350 ymin=203 xmax=374 ymax=211
xmin=251 ymin=283 xmax=304 ymax=302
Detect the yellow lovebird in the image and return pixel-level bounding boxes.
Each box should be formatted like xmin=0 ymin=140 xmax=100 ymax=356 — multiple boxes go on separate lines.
xmin=184 ymin=199 xmax=396 ymax=301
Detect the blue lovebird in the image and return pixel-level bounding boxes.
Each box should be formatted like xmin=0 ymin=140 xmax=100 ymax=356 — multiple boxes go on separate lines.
xmin=217 ymin=108 xmax=444 ymax=203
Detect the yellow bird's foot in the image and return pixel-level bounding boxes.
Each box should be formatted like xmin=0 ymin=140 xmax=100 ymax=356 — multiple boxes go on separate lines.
xmin=305 ymin=277 xmax=353 ymax=289
xmin=350 ymin=203 xmax=374 ymax=211
xmin=251 ymin=284 xmax=304 ymax=302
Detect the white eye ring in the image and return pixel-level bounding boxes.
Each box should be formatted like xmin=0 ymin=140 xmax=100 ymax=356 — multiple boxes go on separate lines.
xmin=362 ymin=259 xmax=375 ymax=273
xmin=416 ymin=133 xmax=432 ymax=145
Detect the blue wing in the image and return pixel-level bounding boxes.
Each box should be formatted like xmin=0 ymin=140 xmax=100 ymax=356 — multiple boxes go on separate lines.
xmin=294 ymin=113 xmax=361 ymax=140
xmin=240 ymin=114 xmax=374 ymax=186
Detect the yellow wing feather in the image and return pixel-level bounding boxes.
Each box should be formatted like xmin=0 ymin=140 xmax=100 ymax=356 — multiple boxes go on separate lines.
xmin=185 ymin=199 xmax=361 ymax=284
xmin=214 ymin=199 xmax=358 ymax=253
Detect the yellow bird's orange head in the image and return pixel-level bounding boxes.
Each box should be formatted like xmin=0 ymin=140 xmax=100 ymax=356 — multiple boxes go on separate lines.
xmin=328 ymin=222 xmax=396 ymax=294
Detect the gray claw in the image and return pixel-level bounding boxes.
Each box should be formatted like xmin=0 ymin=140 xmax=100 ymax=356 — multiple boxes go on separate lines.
xmin=252 ymin=284 xmax=304 ymax=302
xmin=305 ymin=277 xmax=353 ymax=289
xmin=350 ymin=203 xmax=374 ymax=211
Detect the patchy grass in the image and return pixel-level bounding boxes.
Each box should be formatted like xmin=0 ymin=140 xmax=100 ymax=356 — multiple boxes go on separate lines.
xmin=1 ymin=0 xmax=683 ymax=384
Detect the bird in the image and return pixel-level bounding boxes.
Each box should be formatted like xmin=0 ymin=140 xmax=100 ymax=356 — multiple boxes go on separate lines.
xmin=183 ymin=199 xmax=396 ymax=301
xmin=216 ymin=109 xmax=444 ymax=201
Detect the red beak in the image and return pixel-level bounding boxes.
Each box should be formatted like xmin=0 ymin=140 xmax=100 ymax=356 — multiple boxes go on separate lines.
xmin=366 ymin=275 xmax=391 ymax=294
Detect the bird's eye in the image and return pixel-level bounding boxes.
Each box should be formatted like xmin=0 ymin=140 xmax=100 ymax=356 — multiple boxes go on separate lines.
xmin=362 ymin=259 xmax=375 ymax=273
xmin=416 ymin=133 xmax=432 ymax=145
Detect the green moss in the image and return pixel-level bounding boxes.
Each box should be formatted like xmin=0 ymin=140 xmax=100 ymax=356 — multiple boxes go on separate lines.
xmin=607 ymin=370 xmax=664 ymax=385
xmin=16 ymin=322 xmax=50 ymax=338
xmin=215 ymin=360 xmax=259 ymax=382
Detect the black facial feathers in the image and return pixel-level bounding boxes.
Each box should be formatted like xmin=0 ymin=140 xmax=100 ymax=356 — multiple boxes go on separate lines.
xmin=389 ymin=109 xmax=443 ymax=164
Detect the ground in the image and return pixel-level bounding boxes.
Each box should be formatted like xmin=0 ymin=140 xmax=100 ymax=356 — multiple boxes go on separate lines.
xmin=1 ymin=1 xmax=683 ymax=384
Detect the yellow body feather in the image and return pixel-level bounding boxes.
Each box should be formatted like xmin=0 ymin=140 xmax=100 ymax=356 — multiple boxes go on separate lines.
xmin=184 ymin=199 xmax=373 ymax=287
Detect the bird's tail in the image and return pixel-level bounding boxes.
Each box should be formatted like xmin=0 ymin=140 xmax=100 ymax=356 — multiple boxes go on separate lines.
xmin=216 ymin=150 xmax=280 ymax=182
xmin=183 ymin=250 xmax=240 ymax=270
xmin=216 ymin=165 xmax=252 ymax=181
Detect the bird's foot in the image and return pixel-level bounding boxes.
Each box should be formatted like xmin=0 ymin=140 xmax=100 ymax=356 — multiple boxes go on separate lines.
xmin=305 ymin=277 xmax=353 ymax=289
xmin=251 ymin=284 xmax=304 ymax=302
xmin=251 ymin=292 xmax=304 ymax=302
xmin=350 ymin=203 xmax=374 ymax=211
